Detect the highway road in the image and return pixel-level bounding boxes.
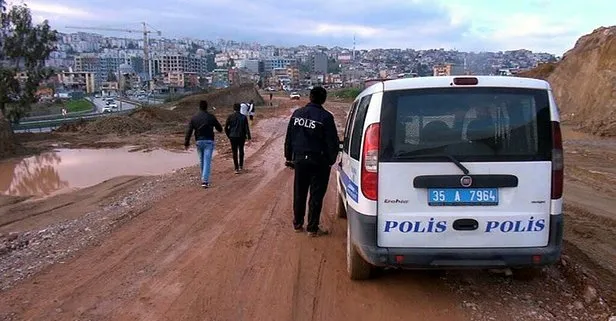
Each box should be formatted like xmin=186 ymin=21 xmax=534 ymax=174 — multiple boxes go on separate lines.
xmin=12 ymin=98 xmax=140 ymax=133
xmin=90 ymin=97 xmax=139 ymax=113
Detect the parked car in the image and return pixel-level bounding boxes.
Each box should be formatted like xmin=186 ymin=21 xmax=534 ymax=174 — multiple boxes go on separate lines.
xmin=101 ymin=106 xmax=112 ymax=113
xmin=290 ymin=92 xmax=301 ymax=100
xmin=108 ymin=103 xmax=118 ymax=109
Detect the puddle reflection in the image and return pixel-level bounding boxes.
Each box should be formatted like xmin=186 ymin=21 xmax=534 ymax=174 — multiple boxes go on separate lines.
xmin=0 ymin=152 xmax=68 ymax=196
xmin=0 ymin=147 xmax=197 ymax=197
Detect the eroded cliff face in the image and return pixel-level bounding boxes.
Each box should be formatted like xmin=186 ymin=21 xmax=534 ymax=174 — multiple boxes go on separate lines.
xmin=518 ymin=26 xmax=616 ymax=136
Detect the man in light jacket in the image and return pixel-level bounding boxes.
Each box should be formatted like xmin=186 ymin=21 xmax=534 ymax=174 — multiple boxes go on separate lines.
xmin=239 ymin=102 xmax=249 ymax=116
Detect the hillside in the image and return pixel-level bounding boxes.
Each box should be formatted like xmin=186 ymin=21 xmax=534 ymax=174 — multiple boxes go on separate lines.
xmin=520 ymin=26 xmax=616 ymax=136
xmin=172 ymin=84 xmax=264 ymax=117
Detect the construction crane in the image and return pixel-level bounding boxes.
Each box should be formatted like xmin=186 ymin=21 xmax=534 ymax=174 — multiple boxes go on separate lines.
xmin=65 ymin=23 xmax=162 ymax=90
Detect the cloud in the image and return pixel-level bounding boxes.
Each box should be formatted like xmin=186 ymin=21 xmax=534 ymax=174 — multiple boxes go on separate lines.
xmin=23 ymin=0 xmax=616 ymax=54
xmin=23 ymin=2 xmax=94 ymax=19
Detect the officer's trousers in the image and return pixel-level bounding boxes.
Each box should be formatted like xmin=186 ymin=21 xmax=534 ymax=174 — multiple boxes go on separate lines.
xmin=293 ymin=159 xmax=331 ymax=233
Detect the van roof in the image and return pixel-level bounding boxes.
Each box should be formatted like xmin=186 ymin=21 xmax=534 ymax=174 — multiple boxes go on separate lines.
xmin=362 ymin=76 xmax=551 ymax=97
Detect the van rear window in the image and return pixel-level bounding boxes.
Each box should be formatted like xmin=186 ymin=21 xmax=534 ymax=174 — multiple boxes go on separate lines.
xmin=379 ymin=87 xmax=553 ymax=162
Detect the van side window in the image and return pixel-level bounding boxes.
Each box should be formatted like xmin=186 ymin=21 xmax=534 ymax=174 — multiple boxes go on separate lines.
xmin=350 ymin=94 xmax=372 ymax=160
xmin=343 ymin=101 xmax=358 ymax=153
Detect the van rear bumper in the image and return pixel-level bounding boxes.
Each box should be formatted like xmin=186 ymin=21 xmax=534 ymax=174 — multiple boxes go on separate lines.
xmin=348 ymin=207 xmax=563 ymax=269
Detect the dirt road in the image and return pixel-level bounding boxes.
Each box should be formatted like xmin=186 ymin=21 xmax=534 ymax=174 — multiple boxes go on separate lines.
xmin=0 ymin=111 xmax=468 ymax=321
xmin=1 ymin=101 xmax=615 ymax=321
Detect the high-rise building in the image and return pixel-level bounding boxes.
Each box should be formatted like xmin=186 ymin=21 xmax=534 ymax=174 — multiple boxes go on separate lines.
xmin=152 ymin=53 xmax=208 ymax=75
xmin=74 ymin=54 xmax=127 ymax=89
xmin=310 ymin=52 xmax=328 ymax=75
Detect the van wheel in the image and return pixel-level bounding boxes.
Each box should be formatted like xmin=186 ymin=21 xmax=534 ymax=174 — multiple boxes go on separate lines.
xmin=336 ymin=194 xmax=347 ymax=219
xmin=347 ymin=219 xmax=373 ymax=280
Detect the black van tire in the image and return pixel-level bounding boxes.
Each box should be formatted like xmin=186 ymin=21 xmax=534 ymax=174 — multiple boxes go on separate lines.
xmin=347 ymin=220 xmax=373 ymax=280
xmin=336 ymin=193 xmax=347 ymax=219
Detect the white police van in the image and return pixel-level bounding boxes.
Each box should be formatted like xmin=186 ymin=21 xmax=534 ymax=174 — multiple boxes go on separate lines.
xmin=336 ymin=76 xmax=564 ymax=280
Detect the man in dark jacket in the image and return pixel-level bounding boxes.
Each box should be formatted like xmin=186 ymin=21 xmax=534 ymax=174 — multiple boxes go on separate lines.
xmin=185 ymin=100 xmax=223 ymax=188
xmin=225 ymin=103 xmax=252 ymax=174
xmin=284 ymin=86 xmax=339 ymax=237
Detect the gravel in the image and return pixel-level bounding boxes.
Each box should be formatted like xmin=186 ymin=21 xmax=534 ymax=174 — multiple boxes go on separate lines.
xmin=0 ymin=165 xmax=201 ymax=292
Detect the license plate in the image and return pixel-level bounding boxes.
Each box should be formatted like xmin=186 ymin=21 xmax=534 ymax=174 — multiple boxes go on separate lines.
xmin=428 ymin=188 xmax=498 ymax=206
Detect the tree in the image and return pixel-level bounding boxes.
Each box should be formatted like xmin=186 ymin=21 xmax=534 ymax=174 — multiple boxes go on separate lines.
xmin=327 ymin=58 xmax=341 ymax=74
xmin=0 ymin=1 xmax=58 ymax=124
xmin=107 ymin=70 xmax=117 ymax=82
xmin=299 ymin=62 xmax=311 ymax=74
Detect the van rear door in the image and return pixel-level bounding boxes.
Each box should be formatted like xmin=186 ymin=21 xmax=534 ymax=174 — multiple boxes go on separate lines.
xmin=377 ymin=87 xmax=554 ymax=248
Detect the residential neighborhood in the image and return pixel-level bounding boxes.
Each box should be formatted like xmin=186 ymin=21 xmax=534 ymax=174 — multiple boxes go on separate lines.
xmin=43 ymin=31 xmax=559 ymax=100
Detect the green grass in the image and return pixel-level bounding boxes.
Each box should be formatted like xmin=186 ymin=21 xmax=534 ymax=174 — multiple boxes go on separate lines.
xmin=333 ymin=88 xmax=362 ymax=101
xmin=65 ymin=99 xmax=94 ymax=113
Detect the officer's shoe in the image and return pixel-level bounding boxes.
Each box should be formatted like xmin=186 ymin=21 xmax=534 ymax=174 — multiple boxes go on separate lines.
xmin=307 ymin=228 xmax=329 ymax=237
xmin=294 ymin=226 xmax=304 ymax=233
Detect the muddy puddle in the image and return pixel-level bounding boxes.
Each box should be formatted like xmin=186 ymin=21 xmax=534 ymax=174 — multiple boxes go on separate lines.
xmin=0 ymin=147 xmax=199 ymax=197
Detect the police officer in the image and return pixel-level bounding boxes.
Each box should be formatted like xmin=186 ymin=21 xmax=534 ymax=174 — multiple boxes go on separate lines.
xmin=284 ymin=86 xmax=339 ymax=237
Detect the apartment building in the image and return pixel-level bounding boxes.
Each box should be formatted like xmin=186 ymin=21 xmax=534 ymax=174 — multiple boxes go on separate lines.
xmin=212 ymin=68 xmax=229 ymax=88
xmin=432 ymin=63 xmax=465 ymax=76
xmin=57 ymin=71 xmax=96 ymax=93
xmin=74 ymin=54 xmax=127 ymax=88
xmin=155 ymin=53 xmax=208 ymax=75
xmin=100 ymin=81 xmax=119 ymax=95
xmin=325 ymin=73 xmax=342 ymax=86
xmin=287 ymin=65 xmax=300 ymax=85
xmin=236 ymin=59 xmax=260 ymax=74
xmin=164 ymin=71 xmax=186 ymax=88
xmin=263 ymin=58 xmax=297 ymax=73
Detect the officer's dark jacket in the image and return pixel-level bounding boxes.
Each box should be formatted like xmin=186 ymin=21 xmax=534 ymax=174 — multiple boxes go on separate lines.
xmin=224 ymin=111 xmax=251 ymax=140
xmin=184 ymin=110 xmax=223 ymax=146
xmin=284 ymin=102 xmax=339 ymax=166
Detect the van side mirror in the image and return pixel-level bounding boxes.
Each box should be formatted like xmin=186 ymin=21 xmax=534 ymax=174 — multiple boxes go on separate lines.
xmin=338 ymin=140 xmax=344 ymax=152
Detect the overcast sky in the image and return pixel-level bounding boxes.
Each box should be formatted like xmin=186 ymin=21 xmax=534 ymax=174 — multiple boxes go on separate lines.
xmin=23 ymin=0 xmax=616 ymax=55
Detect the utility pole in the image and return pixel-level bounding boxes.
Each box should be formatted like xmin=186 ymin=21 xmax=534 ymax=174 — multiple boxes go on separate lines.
xmin=117 ymin=61 xmax=123 ymax=111
xmin=353 ymin=33 xmax=356 ymax=62
xmin=142 ymin=22 xmax=152 ymax=91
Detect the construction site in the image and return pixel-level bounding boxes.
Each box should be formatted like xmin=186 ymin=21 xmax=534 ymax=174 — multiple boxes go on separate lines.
xmin=0 ymin=26 xmax=616 ymax=321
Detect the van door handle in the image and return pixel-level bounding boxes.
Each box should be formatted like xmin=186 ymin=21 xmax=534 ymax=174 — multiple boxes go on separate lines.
xmin=453 ymin=219 xmax=479 ymax=231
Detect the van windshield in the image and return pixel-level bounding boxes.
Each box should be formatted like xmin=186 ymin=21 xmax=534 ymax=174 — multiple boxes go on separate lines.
xmin=379 ymin=87 xmax=553 ymax=162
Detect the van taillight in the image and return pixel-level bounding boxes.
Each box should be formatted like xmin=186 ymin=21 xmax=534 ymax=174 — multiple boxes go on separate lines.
xmin=361 ymin=123 xmax=380 ymax=201
xmin=551 ymin=121 xmax=564 ymax=199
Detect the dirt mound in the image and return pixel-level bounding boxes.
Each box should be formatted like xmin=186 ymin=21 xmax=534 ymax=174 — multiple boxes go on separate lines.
xmin=82 ymin=116 xmax=152 ymax=136
xmin=55 ymin=119 xmax=88 ymax=133
xmin=516 ymin=62 xmax=558 ymax=80
xmin=173 ymin=84 xmax=264 ymax=117
xmin=0 ymin=119 xmax=16 ymax=158
xmin=519 ymin=26 xmax=616 ymax=136
xmin=129 ymin=107 xmax=187 ymax=124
